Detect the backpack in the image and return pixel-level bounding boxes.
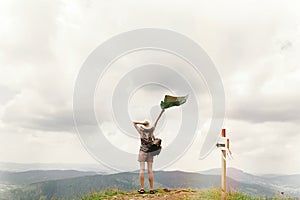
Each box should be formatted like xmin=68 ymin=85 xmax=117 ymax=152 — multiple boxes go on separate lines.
xmin=148 ymin=138 xmax=162 ymax=156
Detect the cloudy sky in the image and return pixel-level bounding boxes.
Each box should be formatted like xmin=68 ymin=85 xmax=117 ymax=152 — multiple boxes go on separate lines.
xmin=0 ymin=0 xmax=300 ymax=175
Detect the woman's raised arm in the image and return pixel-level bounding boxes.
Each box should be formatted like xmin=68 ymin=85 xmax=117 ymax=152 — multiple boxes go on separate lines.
xmin=153 ymin=109 xmax=165 ymax=129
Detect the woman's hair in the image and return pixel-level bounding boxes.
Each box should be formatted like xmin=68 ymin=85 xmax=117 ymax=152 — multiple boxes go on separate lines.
xmin=140 ymin=127 xmax=153 ymax=133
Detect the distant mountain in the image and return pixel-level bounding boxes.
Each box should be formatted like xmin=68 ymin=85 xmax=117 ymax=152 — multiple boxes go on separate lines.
xmin=200 ymin=167 xmax=268 ymax=185
xmin=0 ymin=170 xmax=98 ymax=185
xmin=2 ymin=169 xmax=299 ymax=200
xmin=1 ymin=172 xmax=141 ymax=200
xmin=0 ymin=162 xmax=110 ymax=173
xmin=200 ymin=167 xmax=300 ymax=197
xmin=268 ymin=174 xmax=300 ymax=189
xmin=154 ymin=171 xmax=276 ymax=197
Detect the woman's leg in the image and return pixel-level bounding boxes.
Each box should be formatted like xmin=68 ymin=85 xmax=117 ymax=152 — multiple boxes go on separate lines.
xmin=147 ymin=162 xmax=154 ymax=190
xmin=139 ymin=162 xmax=145 ymax=189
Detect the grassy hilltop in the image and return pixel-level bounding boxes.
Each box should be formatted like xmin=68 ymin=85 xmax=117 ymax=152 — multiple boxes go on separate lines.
xmin=81 ymin=188 xmax=290 ymax=200
xmin=2 ymin=169 xmax=299 ymax=199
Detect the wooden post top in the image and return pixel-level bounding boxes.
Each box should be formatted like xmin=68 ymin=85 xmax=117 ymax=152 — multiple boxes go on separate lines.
xmin=222 ymin=128 xmax=226 ymax=137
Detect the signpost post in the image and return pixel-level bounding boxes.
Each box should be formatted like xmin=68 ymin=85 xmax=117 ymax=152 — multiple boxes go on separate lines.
xmin=221 ymin=128 xmax=227 ymax=200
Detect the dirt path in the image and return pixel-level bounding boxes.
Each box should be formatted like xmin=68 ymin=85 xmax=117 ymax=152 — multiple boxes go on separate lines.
xmin=102 ymin=189 xmax=208 ymax=200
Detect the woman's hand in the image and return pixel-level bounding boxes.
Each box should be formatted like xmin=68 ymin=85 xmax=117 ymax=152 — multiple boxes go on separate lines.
xmin=143 ymin=121 xmax=149 ymax=126
xmin=133 ymin=121 xmax=144 ymax=125
xmin=133 ymin=121 xmax=149 ymax=126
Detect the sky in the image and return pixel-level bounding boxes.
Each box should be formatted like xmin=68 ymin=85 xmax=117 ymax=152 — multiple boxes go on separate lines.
xmin=0 ymin=0 xmax=300 ymax=175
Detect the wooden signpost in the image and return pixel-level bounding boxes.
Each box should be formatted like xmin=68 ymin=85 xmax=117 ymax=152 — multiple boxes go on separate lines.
xmin=216 ymin=128 xmax=231 ymax=200
xmin=221 ymin=128 xmax=227 ymax=200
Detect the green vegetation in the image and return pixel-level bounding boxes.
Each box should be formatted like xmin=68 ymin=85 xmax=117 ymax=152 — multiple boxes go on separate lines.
xmin=191 ymin=188 xmax=261 ymax=200
xmin=2 ymin=170 xmax=298 ymax=199
xmin=80 ymin=188 xmax=293 ymax=200
xmin=81 ymin=188 xmax=125 ymax=200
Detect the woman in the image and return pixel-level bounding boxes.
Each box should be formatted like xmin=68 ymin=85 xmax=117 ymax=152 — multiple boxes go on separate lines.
xmin=133 ymin=109 xmax=164 ymax=194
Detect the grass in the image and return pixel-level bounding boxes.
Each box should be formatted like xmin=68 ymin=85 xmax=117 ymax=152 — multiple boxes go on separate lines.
xmin=81 ymin=188 xmax=294 ymax=200
xmin=81 ymin=188 xmax=125 ymax=200
xmin=190 ymin=188 xmax=261 ymax=200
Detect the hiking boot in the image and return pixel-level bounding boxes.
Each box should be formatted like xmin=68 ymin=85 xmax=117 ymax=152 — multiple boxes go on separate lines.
xmin=138 ymin=189 xmax=145 ymax=194
xmin=150 ymin=190 xmax=155 ymax=194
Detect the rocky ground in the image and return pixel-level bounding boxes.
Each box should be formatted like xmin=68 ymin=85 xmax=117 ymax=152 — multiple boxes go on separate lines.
xmin=99 ymin=188 xmax=216 ymax=200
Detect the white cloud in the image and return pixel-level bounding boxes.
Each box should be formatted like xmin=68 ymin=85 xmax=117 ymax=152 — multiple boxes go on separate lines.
xmin=0 ymin=121 xmax=96 ymax=164
xmin=0 ymin=0 xmax=300 ymax=174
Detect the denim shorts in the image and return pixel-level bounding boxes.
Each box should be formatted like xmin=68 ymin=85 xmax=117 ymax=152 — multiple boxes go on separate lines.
xmin=138 ymin=150 xmax=153 ymax=162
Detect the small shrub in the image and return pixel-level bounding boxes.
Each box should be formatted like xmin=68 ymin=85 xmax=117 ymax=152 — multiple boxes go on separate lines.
xmin=81 ymin=188 xmax=124 ymax=200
